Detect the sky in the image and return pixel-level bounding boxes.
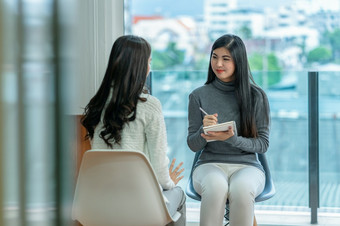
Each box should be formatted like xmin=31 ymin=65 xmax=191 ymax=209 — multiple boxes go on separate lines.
xmin=129 ymin=0 xmax=296 ymax=17
xmin=129 ymin=0 xmax=204 ymax=17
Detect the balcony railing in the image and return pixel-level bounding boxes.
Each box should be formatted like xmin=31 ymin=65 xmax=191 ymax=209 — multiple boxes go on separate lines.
xmin=150 ymin=69 xmax=340 ymax=224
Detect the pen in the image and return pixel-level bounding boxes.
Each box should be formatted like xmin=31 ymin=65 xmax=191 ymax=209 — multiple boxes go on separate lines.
xmin=199 ymin=107 xmax=209 ymax=115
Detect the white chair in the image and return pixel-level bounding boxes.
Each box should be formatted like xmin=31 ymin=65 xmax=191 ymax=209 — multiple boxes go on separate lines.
xmin=72 ymin=149 xmax=181 ymax=226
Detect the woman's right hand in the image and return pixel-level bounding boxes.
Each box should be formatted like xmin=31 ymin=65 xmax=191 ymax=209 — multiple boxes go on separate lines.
xmin=203 ymin=113 xmax=218 ymax=127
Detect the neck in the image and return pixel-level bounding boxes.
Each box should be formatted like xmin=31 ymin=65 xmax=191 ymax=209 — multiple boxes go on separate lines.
xmin=212 ymin=78 xmax=235 ymax=92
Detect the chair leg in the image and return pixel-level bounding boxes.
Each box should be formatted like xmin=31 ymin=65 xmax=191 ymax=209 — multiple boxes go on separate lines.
xmin=224 ymin=204 xmax=230 ymax=225
xmin=253 ymin=215 xmax=257 ymax=226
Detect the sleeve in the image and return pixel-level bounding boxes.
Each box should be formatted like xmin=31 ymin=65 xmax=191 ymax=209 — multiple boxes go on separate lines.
xmin=187 ymin=93 xmax=208 ymax=152
xmin=224 ymin=90 xmax=270 ymax=154
xmin=145 ymin=98 xmax=175 ymax=190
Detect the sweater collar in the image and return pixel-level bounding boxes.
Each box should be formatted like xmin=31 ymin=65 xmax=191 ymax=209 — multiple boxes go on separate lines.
xmin=212 ymin=78 xmax=235 ymax=92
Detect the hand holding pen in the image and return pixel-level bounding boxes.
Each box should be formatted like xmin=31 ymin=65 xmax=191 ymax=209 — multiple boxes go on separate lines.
xmin=199 ymin=107 xmax=218 ymax=127
xmin=200 ymin=107 xmax=234 ymax=141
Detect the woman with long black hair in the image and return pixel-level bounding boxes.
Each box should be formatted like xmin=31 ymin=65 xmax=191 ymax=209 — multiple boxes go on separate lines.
xmin=82 ymin=35 xmax=186 ymax=225
xmin=187 ymin=34 xmax=270 ymax=226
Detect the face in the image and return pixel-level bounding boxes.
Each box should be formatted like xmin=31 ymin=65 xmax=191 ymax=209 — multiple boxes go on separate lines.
xmin=147 ymin=56 xmax=151 ymax=76
xmin=211 ymin=47 xmax=235 ymax=82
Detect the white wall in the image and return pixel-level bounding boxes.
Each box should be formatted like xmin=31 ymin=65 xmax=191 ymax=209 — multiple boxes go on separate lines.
xmin=72 ymin=0 xmax=124 ymax=114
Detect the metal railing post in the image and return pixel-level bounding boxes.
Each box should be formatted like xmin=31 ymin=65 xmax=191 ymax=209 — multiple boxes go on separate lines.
xmin=18 ymin=0 xmax=27 ymax=225
xmin=0 ymin=1 xmax=4 ymax=225
xmin=308 ymin=71 xmax=319 ymax=224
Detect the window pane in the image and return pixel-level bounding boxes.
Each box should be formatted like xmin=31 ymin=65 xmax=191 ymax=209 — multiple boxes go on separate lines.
xmin=319 ymin=71 xmax=340 ymax=209
xmin=126 ymin=0 xmax=340 ymax=217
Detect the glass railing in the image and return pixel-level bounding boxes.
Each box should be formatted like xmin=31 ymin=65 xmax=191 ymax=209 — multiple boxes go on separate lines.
xmin=151 ymin=70 xmax=340 ymax=213
xmin=318 ymin=71 xmax=340 ymax=211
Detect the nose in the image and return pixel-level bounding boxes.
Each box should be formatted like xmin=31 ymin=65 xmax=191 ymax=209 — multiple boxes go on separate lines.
xmin=216 ymin=59 xmax=223 ymax=67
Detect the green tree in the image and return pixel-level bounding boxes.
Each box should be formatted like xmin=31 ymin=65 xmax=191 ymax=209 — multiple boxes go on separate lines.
xmin=249 ymin=53 xmax=263 ymax=70
xmin=267 ymin=53 xmax=281 ymax=71
xmin=151 ymin=42 xmax=185 ymax=70
xmin=307 ymin=46 xmax=332 ymax=63
xmin=249 ymin=52 xmax=282 ymax=87
xmin=249 ymin=53 xmax=281 ymax=71
xmin=322 ymin=28 xmax=340 ymax=61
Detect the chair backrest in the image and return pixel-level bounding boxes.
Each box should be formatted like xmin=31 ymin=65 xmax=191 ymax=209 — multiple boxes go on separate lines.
xmin=185 ymin=151 xmax=202 ymax=201
xmin=185 ymin=150 xmax=275 ymax=203
xmin=255 ymin=153 xmax=276 ymax=202
xmin=72 ymin=149 xmax=179 ymax=226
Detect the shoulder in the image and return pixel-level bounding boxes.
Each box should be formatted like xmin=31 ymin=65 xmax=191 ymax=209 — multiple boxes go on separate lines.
xmin=138 ymin=94 xmax=165 ymax=128
xmin=251 ymin=84 xmax=268 ymax=102
xmin=138 ymin=93 xmax=162 ymax=114
xmin=251 ymin=85 xmax=270 ymax=114
xmin=190 ymin=84 xmax=212 ymax=97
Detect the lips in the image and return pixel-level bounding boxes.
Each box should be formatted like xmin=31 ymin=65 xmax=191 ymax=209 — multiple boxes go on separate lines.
xmin=216 ymin=69 xmax=224 ymax=74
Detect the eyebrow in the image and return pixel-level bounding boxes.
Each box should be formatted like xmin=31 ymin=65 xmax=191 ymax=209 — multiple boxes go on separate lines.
xmin=212 ymin=52 xmax=231 ymax=58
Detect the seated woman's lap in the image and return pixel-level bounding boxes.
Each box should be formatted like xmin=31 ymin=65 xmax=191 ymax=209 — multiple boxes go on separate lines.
xmin=192 ymin=163 xmax=265 ymax=226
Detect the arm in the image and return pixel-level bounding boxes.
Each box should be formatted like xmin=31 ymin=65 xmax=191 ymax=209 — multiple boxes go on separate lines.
xmin=225 ymin=90 xmax=270 ymax=153
xmin=187 ymin=93 xmax=208 ymax=151
xmin=145 ymin=98 xmax=175 ymax=190
xmin=224 ymin=126 xmax=269 ymax=153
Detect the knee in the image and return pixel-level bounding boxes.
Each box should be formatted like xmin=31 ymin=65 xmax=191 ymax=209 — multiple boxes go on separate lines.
xmin=172 ymin=186 xmax=186 ymax=206
xmin=229 ymin=181 xmax=255 ymax=204
xmin=201 ymin=178 xmax=228 ymax=200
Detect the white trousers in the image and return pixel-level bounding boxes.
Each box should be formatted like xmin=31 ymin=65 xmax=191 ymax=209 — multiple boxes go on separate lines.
xmin=193 ymin=163 xmax=265 ymax=226
xmin=164 ymin=186 xmax=186 ymax=226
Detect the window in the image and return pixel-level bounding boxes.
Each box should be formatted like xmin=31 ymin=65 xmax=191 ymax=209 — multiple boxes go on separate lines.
xmin=126 ymin=0 xmax=340 ymax=223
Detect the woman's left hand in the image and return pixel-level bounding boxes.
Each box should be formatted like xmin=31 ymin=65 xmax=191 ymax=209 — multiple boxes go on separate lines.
xmin=169 ymin=158 xmax=184 ymax=185
xmin=201 ymin=126 xmax=234 ymax=141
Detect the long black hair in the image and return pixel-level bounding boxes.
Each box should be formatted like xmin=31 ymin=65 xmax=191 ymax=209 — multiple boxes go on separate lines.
xmin=206 ymin=34 xmax=269 ymax=138
xmin=81 ymin=35 xmax=151 ymax=147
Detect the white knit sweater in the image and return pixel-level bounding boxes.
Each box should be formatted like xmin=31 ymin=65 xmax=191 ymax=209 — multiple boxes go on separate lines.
xmin=91 ymin=93 xmax=175 ymax=190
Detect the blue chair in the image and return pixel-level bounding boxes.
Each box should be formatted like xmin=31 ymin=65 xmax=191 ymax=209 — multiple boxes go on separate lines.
xmin=185 ymin=150 xmax=275 ymax=225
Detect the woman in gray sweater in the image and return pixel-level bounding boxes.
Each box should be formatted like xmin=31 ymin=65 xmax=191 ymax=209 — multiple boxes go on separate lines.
xmin=187 ymin=34 xmax=270 ymax=226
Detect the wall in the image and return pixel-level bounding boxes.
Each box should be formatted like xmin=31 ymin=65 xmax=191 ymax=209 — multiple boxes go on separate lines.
xmin=71 ymin=0 xmax=124 ymax=114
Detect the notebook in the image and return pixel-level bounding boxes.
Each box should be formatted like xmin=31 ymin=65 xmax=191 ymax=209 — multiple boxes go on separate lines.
xmin=203 ymin=121 xmax=236 ymax=142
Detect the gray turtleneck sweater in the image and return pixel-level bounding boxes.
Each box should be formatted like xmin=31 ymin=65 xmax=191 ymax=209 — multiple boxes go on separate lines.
xmin=187 ymin=78 xmax=270 ymax=172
